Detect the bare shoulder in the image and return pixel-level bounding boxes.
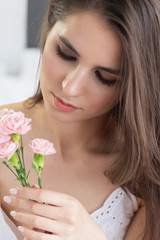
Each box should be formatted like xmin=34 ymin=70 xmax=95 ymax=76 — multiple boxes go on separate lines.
xmin=124 ymin=197 xmax=146 ymax=239
xmin=0 ymin=100 xmax=42 ymax=119
xmin=136 ymin=196 xmax=145 ymax=208
xmin=0 ymin=101 xmax=27 ymax=113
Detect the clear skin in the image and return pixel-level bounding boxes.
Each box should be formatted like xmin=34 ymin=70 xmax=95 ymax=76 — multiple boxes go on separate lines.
xmin=1 ymin=12 xmax=145 ymax=240
xmin=40 ymin=12 xmax=121 ymax=124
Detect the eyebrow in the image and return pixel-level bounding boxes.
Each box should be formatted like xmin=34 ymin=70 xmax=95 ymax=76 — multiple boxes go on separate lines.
xmin=57 ymin=34 xmax=121 ymax=76
xmin=58 ymin=35 xmax=80 ymax=56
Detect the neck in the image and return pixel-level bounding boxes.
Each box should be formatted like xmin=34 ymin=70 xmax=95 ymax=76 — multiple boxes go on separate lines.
xmin=39 ymin=103 xmax=120 ymax=159
xmin=48 ymin=116 xmax=105 ymax=152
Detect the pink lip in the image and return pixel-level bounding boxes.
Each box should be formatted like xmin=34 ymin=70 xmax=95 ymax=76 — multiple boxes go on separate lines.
xmin=54 ymin=95 xmax=77 ymax=112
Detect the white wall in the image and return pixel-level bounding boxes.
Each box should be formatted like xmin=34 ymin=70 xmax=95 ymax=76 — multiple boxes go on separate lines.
xmin=0 ymin=0 xmax=28 ymax=74
xmin=0 ymin=49 xmax=40 ymax=105
xmin=0 ymin=0 xmax=39 ymax=105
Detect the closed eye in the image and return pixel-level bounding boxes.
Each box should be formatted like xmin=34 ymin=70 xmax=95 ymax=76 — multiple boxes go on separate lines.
xmin=56 ymin=45 xmax=117 ymax=87
xmin=95 ymin=70 xmax=117 ymax=86
xmin=56 ymin=45 xmax=77 ymax=61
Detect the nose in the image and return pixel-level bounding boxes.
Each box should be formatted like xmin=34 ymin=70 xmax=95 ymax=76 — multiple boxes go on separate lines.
xmin=62 ymin=66 xmax=88 ymax=97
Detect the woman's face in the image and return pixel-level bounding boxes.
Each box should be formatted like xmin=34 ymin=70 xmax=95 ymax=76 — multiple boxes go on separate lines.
xmin=40 ymin=12 xmax=122 ymax=123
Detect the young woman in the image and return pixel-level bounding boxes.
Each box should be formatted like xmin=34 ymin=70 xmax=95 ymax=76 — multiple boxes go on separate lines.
xmin=0 ymin=0 xmax=160 ymax=239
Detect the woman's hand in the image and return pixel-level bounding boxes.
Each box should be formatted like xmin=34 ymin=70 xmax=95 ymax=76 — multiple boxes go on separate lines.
xmin=4 ymin=187 xmax=108 ymax=240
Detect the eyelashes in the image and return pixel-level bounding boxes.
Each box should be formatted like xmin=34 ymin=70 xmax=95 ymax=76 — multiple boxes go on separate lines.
xmin=55 ymin=45 xmax=117 ymax=87
xmin=56 ymin=45 xmax=76 ymax=61
xmin=95 ymin=71 xmax=117 ymax=86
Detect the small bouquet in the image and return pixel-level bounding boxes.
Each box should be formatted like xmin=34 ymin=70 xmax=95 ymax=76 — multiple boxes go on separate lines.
xmin=0 ymin=109 xmax=56 ymax=188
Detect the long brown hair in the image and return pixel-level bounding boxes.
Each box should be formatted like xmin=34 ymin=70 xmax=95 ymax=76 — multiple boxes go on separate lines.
xmin=27 ymin=1 xmax=160 ymax=239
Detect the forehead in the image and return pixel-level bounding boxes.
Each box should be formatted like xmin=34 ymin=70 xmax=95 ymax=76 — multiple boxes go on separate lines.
xmin=47 ymin=12 xmax=122 ymax=69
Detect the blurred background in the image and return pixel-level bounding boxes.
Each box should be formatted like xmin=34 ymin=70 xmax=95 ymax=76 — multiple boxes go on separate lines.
xmin=0 ymin=0 xmax=49 ymax=105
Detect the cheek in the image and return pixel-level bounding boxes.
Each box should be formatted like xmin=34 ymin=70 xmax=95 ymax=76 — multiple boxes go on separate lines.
xmin=90 ymin=88 xmax=118 ymax=113
xmin=40 ymin=51 xmax=63 ymax=88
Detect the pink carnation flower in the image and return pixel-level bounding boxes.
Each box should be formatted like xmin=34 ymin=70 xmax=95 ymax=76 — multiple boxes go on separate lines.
xmin=0 ymin=111 xmax=31 ymax=135
xmin=0 ymin=134 xmax=11 ymax=144
xmin=29 ymin=138 xmax=56 ymax=155
xmin=0 ymin=140 xmax=19 ymax=160
xmin=0 ymin=109 xmax=15 ymax=118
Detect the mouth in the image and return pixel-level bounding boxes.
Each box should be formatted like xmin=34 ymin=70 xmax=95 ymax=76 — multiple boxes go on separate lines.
xmin=53 ymin=94 xmax=78 ymax=112
xmin=57 ymin=96 xmax=77 ymax=108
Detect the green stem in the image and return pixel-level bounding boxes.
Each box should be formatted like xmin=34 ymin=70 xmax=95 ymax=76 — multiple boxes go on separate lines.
xmin=23 ymin=177 xmax=30 ymax=187
xmin=2 ymin=161 xmax=18 ymax=178
xmin=15 ymin=169 xmax=25 ymax=187
xmin=20 ymin=135 xmax=25 ymax=170
xmin=17 ymin=169 xmax=30 ymax=187
xmin=19 ymin=179 xmax=25 ymax=187
xmin=27 ymin=169 xmax=30 ymax=178
xmin=3 ymin=161 xmax=25 ymax=187
xmin=38 ymin=177 xmax=42 ymax=189
xmin=16 ymin=150 xmax=23 ymax=169
xmin=20 ymin=135 xmax=30 ymax=187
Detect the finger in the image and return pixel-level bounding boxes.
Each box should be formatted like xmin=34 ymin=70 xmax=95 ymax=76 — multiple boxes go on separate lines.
xmin=12 ymin=211 xmax=69 ymax=235
xmin=7 ymin=195 xmax=67 ymax=222
xmin=9 ymin=187 xmax=74 ymax=206
xmin=19 ymin=226 xmax=61 ymax=240
xmin=4 ymin=195 xmax=33 ymax=211
xmin=33 ymin=227 xmax=46 ymax=233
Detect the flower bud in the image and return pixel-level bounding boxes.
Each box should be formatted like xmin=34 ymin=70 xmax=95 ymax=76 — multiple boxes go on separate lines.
xmin=12 ymin=133 xmax=20 ymax=143
xmin=32 ymin=161 xmax=38 ymax=171
xmin=9 ymin=153 xmax=20 ymax=170
xmin=34 ymin=153 xmax=44 ymax=169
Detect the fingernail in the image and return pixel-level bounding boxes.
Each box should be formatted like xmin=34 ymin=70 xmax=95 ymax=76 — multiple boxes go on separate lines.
xmin=18 ymin=226 xmax=24 ymax=233
xmin=30 ymin=184 xmax=39 ymax=189
xmin=9 ymin=188 xmax=18 ymax=195
xmin=3 ymin=196 xmax=12 ymax=204
xmin=10 ymin=211 xmax=17 ymax=217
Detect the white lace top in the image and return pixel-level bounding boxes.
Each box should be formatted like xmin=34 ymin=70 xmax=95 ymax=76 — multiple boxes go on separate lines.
xmin=0 ymin=187 xmax=138 ymax=240
xmin=90 ymin=187 xmax=138 ymax=240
